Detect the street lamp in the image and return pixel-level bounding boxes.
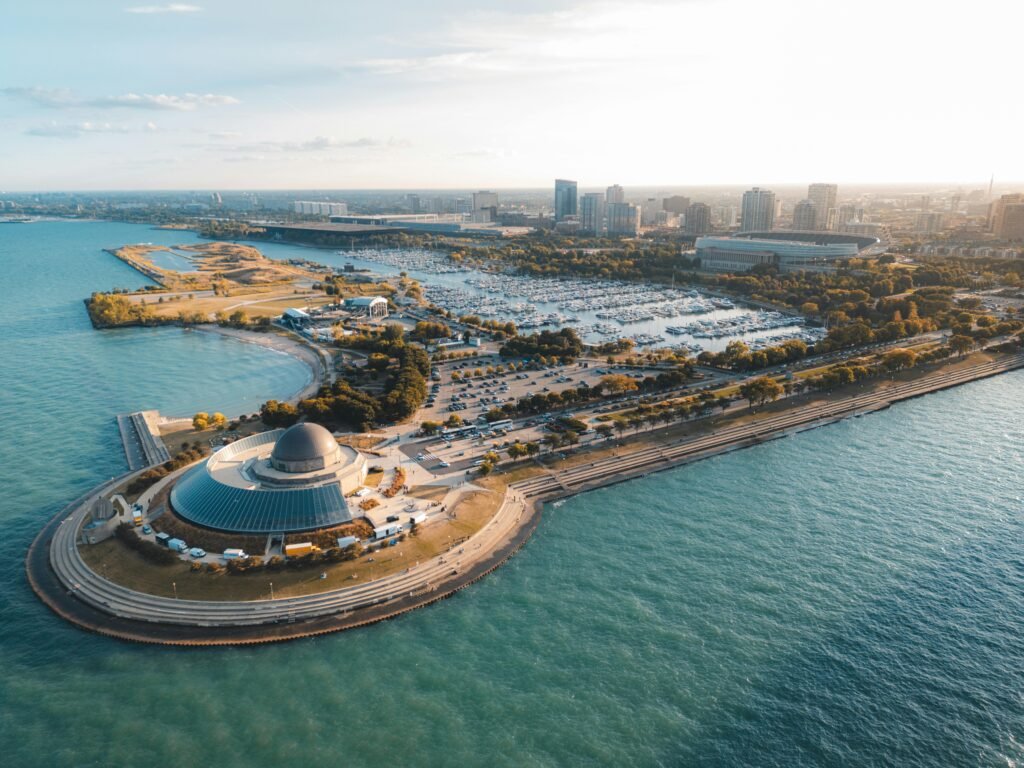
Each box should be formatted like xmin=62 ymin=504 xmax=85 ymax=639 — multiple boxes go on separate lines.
xmin=270 ymin=582 xmax=275 ymax=600
xmin=172 ymin=581 xmax=178 ymax=599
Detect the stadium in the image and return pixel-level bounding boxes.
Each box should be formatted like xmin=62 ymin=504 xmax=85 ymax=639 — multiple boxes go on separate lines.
xmin=169 ymin=423 xmax=367 ymax=534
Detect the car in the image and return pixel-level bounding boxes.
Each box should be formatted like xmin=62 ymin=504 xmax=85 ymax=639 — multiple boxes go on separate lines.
xmin=438 ymin=460 xmax=451 ymax=468
xmin=416 ymin=453 xmax=426 ymax=460
xmin=386 ymin=515 xmax=400 ymax=523
xmin=189 ymin=547 xmax=207 ymax=559
xmin=141 ymin=524 xmax=153 ymax=535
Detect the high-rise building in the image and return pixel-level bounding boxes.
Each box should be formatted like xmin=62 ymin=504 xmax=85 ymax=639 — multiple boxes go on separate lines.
xmin=606 ymin=202 xmax=641 ymax=235
xmin=684 ymin=202 xmax=711 ymax=235
xmin=990 ymin=194 xmax=1024 ymax=236
xmin=472 ymin=191 xmax=498 ymax=210
xmin=405 ymin=194 xmax=421 ymax=213
xmin=807 ymin=183 xmax=838 ymax=230
xmin=554 ymin=179 xmax=578 ymax=221
xmin=580 ymin=193 xmax=605 ymax=234
xmin=640 ymin=198 xmax=661 ymax=226
xmin=835 ymin=203 xmax=861 ymax=229
xmin=740 ymin=187 xmax=776 ymax=231
xmin=606 ymin=184 xmax=625 ymax=204
xmin=663 ymin=195 xmax=691 ymax=214
xmin=999 ymin=204 xmax=1024 ymax=240
xmin=471 ymin=191 xmax=498 ymax=222
xmin=792 ymin=199 xmax=818 ymax=230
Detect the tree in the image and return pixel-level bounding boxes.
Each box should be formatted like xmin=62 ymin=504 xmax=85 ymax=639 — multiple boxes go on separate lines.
xmin=882 ymin=348 xmax=917 ymax=374
xmin=260 ymin=399 xmax=300 ymax=428
xmin=613 ymin=419 xmax=628 ymax=440
xmin=507 ymin=443 xmax=528 ymax=460
xmin=210 ymin=412 xmax=227 ymax=430
xmin=525 ymin=442 xmax=541 ymax=457
xmin=948 ymin=334 xmax=974 ymax=358
xmin=596 ymin=424 xmax=615 ymax=441
xmin=563 ymin=430 xmax=579 ymax=447
xmin=420 ymin=420 xmax=442 ymax=435
xmin=599 ymin=374 xmax=639 ymax=394
xmin=192 ymin=412 xmax=210 ymax=431
xmin=739 ymin=376 xmax=784 ymax=408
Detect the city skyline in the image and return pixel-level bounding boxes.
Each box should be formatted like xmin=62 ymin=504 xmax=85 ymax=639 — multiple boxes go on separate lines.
xmin=2 ymin=0 xmax=1022 ymax=191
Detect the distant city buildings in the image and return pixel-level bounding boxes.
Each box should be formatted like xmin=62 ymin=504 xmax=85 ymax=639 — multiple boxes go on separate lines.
xmin=684 ymin=202 xmax=711 ymax=235
xmin=605 ymin=184 xmax=625 ymax=204
xmin=807 ymin=183 xmax=838 ymax=230
xmin=294 ymin=201 xmax=348 ymax=216
xmin=580 ymin=192 xmax=605 ymax=234
xmin=606 ymin=202 xmax=641 ymax=235
xmin=792 ymin=199 xmax=818 ymax=231
xmin=740 ymin=187 xmax=776 ymax=232
xmin=554 ymin=179 xmax=578 ymax=221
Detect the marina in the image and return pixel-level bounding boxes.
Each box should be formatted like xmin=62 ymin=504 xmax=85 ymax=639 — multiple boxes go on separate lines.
xmin=320 ymin=247 xmax=812 ymax=352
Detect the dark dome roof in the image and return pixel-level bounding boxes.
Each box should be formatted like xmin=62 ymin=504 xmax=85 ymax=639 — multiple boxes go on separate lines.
xmin=271 ymin=423 xmax=338 ymax=465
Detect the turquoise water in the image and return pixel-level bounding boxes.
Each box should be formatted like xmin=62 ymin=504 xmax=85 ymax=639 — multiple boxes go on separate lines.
xmin=2 ymin=222 xmax=1024 ymax=767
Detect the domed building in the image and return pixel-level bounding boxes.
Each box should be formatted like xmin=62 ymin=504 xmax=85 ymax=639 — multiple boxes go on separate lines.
xmin=170 ymin=423 xmax=367 ymax=534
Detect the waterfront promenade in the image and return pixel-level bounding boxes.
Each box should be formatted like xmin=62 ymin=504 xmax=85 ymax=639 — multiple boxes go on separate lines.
xmin=512 ymin=351 xmax=1024 ymax=498
xmin=27 ymin=350 xmax=1024 ymax=646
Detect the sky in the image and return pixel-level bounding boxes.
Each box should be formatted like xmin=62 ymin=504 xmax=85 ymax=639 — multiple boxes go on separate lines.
xmin=0 ymin=0 xmax=1020 ymax=191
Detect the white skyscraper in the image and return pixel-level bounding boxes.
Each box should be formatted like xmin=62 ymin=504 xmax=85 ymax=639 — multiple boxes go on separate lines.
xmin=580 ymin=193 xmax=605 ymax=234
xmin=807 ymin=183 xmax=838 ymax=231
xmin=740 ymin=187 xmax=776 ymax=231
xmin=606 ymin=184 xmax=625 ymax=204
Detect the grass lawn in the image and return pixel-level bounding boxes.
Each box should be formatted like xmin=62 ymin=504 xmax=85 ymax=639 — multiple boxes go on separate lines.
xmin=78 ymin=486 xmax=504 ymax=601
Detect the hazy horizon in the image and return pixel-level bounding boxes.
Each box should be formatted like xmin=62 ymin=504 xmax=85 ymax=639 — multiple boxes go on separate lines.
xmin=2 ymin=0 xmax=1020 ymax=191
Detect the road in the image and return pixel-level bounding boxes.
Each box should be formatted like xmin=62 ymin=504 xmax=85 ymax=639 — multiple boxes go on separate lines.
xmin=510 ymin=351 xmax=1024 ymax=498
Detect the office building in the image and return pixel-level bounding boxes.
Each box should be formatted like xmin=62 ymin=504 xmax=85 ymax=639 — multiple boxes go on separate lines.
xmin=471 ymin=190 xmax=498 ymax=223
xmin=807 ymin=183 xmax=838 ymax=230
xmin=663 ymin=195 xmax=691 ymax=214
xmin=606 ymin=184 xmax=625 ymax=204
xmin=580 ymin=193 xmax=605 ymax=234
xmin=684 ymin=202 xmax=711 ymax=235
xmin=606 ymin=202 xmax=641 ymax=235
xmin=554 ymin=179 xmax=578 ymax=221
xmin=999 ymin=204 xmax=1024 ymax=240
xmin=740 ymin=187 xmax=776 ymax=232
xmin=792 ymin=200 xmax=818 ymax=231
xmin=990 ymin=194 xmax=1024 ymax=237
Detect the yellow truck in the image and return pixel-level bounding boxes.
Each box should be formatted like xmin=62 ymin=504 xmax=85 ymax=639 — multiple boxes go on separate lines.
xmin=284 ymin=542 xmax=316 ymax=558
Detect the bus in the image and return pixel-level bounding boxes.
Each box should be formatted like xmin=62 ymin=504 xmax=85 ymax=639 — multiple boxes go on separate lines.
xmin=487 ymin=419 xmax=514 ymax=432
xmin=440 ymin=425 xmax=477 ymax=440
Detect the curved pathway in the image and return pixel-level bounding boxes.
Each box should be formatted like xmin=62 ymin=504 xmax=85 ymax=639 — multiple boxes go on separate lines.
xmin=28 ymin=481 xmax=537 ymax=645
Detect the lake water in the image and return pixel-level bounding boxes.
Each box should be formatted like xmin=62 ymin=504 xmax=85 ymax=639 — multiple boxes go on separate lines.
xmin=0 ymin=220 xmax=1022 ymax=767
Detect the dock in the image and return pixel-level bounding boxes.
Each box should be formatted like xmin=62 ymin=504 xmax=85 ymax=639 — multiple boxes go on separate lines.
xmin=116 ymin=410 xmax=171 ymax=470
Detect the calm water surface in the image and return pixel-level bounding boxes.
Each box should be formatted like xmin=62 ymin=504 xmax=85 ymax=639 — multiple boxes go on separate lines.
xmin=0 ymin=221 xmax=1022 ymax=767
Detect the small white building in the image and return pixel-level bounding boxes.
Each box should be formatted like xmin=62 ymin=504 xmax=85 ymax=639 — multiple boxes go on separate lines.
xmin=344 ymin=296 xmax=389 ymax=320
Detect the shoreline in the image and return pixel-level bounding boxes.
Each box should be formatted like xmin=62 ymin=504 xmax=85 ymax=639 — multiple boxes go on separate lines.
xmin=187 ymin=324 xmax=327 ymax=407
xmin=25 ymin=350 xmax=1024 ymax=647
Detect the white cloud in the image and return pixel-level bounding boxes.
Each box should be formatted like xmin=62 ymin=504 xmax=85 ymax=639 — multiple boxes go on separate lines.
xmin=212 ymin=135 xmax=410 ymax=153
xmin=124 ymin=4 xmax=202 ymax=14
xmin=26 ymin=121 xmax=155 ymax=138
xmin=87 ymin=92 xmax=239 ymax=110
xmin=2 ymin=86 xmax=238 ymax=111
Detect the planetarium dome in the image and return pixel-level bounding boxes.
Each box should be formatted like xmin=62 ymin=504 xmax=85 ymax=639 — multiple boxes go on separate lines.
xmin=270 ymin=422 xmax=343 ymax=473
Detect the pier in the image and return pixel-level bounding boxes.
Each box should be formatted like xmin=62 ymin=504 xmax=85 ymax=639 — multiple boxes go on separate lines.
xmin=116 ymin=410 xmax=171 ymax=470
